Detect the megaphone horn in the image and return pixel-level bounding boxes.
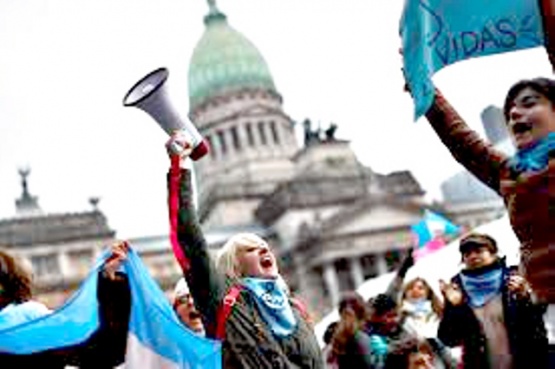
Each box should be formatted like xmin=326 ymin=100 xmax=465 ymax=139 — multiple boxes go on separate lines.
xmin=123 ymin=67 xmax=209 ymax=161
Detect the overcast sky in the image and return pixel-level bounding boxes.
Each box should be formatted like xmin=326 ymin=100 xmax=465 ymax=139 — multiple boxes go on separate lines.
xmin=0 ymin=0 xmax=551 ymax=239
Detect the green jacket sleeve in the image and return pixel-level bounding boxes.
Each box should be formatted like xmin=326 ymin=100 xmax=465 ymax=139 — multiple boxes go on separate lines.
xmin=169 ymin=168 xmax=225 ymax=337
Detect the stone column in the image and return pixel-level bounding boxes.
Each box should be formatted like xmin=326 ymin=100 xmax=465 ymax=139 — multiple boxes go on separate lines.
xmin=58 ymin=251 xmax=70 ymax=279
xmin=350 ymin=256 xmax=365 ymax=288
xmin=238 ymin=122 xmax=250 ymax=151
xmin=209 ymin=131 xmax=222 ymax=159
xmin=375 ymin=252 xmax=389 ymax=276
xmin=323 ymin=262 xmax=340 ymax=306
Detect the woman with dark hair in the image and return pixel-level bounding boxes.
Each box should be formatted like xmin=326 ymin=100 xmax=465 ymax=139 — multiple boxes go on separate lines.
xmin=415 ymin=73 xmax=555 ymax=305
xmin=402 ymin=38 xmax=555 ymax=364
xmin=0 ymin=250 xmax=44 ymax=323
xmin=0 ymin=242 xmax=131 ymax=369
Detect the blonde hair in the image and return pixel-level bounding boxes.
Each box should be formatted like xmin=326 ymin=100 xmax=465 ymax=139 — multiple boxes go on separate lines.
xmin=216 ymin=233 xmax=269 ymax=279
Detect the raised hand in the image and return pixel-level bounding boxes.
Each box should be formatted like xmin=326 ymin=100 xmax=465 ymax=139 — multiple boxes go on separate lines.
xmin=507 ymin=273 xmax=532 ymax=299
xmin=103 ymin=241 xmax=129 ymax=280
xmin=439 ymin=280 xmax=463 ymax=306
xmin=165 ymin=131 xmax=194 ymax=159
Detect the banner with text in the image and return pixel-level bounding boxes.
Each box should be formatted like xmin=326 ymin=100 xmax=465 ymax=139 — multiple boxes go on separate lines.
xmin=400 ymin=0 xmax=545 ymax=120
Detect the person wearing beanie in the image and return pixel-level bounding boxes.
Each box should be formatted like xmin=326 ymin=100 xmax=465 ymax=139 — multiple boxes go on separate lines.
xmin=438 ymin=233 xmax=548 ymax=369
xmin=172 ymin=277 xmax=205 ymax=336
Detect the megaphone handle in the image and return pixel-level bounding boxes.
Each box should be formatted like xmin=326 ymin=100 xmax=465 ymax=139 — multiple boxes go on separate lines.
xmin=169 ymin=141 xmax=184 ymax=156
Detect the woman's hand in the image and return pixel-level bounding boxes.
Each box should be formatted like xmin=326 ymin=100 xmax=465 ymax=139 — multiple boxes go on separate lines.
xmin=103 ymin=241 xmax=129 ymax=280
xmin=166 ymin=131 xmax=194 ymax=160
xmin=439 ymin=280 xmax=463 ymax=306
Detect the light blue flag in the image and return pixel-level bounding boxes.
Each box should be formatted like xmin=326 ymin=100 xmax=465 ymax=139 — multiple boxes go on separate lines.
xmin=411 ymin=210 xmax=460 ymax=247
xmin=0 ymin=249 xmax=222 ymax=369
xmin=400 ymin=0 xmax=545 ymax=120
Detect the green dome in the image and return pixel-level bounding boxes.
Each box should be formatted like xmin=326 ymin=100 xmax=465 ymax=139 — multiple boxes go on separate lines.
xmin=188 ymin=5 xmax=277 ymax=108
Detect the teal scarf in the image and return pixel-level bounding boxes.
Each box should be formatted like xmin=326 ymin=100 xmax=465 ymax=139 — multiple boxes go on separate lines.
xmin=510 ymin=132 xmax=555 ymax=173
xmin=242 ymin=277 xmax=297 ymax=337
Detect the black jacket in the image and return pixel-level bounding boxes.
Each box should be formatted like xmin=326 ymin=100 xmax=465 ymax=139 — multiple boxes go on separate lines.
xmin=0 ymin=272 xmax=131 ymax=369
xmin=438 ymin=260 xmax=548 ymax=369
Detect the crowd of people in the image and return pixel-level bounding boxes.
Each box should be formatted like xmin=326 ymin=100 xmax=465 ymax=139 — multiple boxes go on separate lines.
xmin=323 ymin=233 xmax=550 ymax=369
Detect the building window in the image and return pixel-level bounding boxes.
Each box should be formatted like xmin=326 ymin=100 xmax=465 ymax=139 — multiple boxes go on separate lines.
xmin=217 ymin=130 xmax=227 ymax=154
xmin=334 ymin=258 xmax=355 ymax=292
xmin=68 ymin=250 xmax=93 ymax=277
xmin=245 ymin=123 xmax=255 ymax=146
xmin=361 ymin=254 xmax=378 ymax=280
xmin=230 ymin=126 xmax=241 ymax=151
xmin=258 ymin=121 xmax=267 ymax=145
xmin=270 ymin=121 xmax=280 ymax=144
xmin=31 ymin=254 xmax=59 ymax=278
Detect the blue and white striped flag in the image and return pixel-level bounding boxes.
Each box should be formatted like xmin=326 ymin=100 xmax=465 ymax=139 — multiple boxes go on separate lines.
xmin=0 ymin=249 xmax=221 ymax=369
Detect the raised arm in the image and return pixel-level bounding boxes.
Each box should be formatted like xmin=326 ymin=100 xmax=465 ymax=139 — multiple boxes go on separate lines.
xmin=168 ymin=163 xmax=224 ymax=337
xmin=384 ymin=249 xmax=414 ymax=301
xmin=540 ymin=0 xmax=555 ymax=71
xmin=425 ymin=89 xmax=509 ymax=194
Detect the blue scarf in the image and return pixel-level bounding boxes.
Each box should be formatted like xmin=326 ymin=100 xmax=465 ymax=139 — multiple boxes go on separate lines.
xmin=242 ymin=277 xmax=297 ymax=337
xmin=510 ymin=132 xmax=555 ymax=173
xmin=459 ymin=264 xmax=503 ymax=308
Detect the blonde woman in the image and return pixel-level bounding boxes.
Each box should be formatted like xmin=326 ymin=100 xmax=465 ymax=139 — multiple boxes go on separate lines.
xmin=400 ymin=278 xmax=443 ymax=339
xmin=165 ymin=133 xmax=323 ymax=369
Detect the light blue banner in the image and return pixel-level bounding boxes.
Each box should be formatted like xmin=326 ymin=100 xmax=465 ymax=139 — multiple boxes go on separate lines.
xmin=400 ymin=0 xmax=544 ymax=120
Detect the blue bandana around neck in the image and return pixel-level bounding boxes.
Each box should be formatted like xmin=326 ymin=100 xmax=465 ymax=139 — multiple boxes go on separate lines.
xmin=459 ymin=265 xmax=503 ymax=308
xmin=403 ymin=298 xmax=433 ymax=316
xmin=242 ymin=277 xmax=297 ymax=337
xmin=510 ymin=132 xmax=555 ymax=173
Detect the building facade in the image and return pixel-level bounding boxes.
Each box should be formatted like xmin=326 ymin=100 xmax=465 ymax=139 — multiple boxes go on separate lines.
xmin=1 ymin=1 xmax=505 ymax=319
xmin=0 ymin=170 xmax=116 ymax=307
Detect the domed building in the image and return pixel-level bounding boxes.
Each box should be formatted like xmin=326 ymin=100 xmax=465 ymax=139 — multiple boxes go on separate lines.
xmin=188 ymin=0 xmax=298 ymax=231
xmin=180 ymin=0 xmax=440 ymax=318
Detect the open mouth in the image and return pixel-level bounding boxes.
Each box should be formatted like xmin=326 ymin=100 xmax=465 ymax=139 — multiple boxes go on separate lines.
xmin=260 ymin=256 xmax=273 ymax=268
xmin=512 ymin=121 xmax=533 ymax=135
xmin=189 ymin=310 xmax=201 ymax=320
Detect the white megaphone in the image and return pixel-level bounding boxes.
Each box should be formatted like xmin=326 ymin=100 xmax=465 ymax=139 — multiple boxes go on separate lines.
xmin=123 ymin=67 xmax=209 ymax=161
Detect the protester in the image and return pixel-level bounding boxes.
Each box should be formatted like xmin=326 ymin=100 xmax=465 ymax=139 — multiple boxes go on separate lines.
xmin=400 ymin=277 xmax=443 ymax=339
xmin=322 ymin=321 xmax=339 ymax=369
xmin=384 ymin=250 xmax=443 ymax=339
xmin=172 ymin=277 xmax=205 ymax=335
xmin=406 ymin=48 xmax=555 ymax=304
xmin=331 ymin=292 xmax=373 ymax=369
xmin=165 ymin=132 xmax=323 ymax=368
xmin=0 ymin=241 xmax=131 ymax=369
xmin=438 ymin=233 xmax=548 ymax=369
xmin=365 ymin=290 xmax=458 ymax=369
xmin=366 ymin=293 xmax=416 ymax=368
